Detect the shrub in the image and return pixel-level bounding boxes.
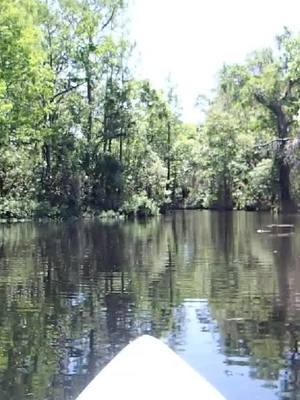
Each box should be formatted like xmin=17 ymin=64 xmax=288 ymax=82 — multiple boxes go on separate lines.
xmin=121 ymin=192 xmax=159 ymax=218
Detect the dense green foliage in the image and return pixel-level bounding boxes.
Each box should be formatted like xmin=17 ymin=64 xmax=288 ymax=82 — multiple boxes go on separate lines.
xmin=196 ymin=28 xmax=300 ymax=212
xmin=1 ymin=1 xmax=300 ymax=218
xmin=0 ymin=0 xmax=194 ymax=219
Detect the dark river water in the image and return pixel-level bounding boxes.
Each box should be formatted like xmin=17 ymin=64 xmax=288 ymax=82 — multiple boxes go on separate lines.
xmin=0 ymin=211 xmax=300 ymax=400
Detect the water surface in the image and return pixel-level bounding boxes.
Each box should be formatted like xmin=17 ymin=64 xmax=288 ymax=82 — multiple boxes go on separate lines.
xmin=0 ymin=211 xmax=300 ymax=399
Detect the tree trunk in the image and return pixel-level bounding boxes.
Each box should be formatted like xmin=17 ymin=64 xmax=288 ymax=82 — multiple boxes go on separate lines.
xmin=119 ymin=133 xmax=123 ymax=163
xmin=86 ymin=37 xmax=93 ymax=143
xmin=166 ymin=121 xmax=171 ymax=188
xmin=86 ymin=66 xmax=93 ymax=142
xmin=267 ymin=102 xmax=296 ymax=213
xmin=43 ymin=142 xmax=51 ymax=178
xmin=103 ymin=75 xmax=112 ymax=153
xmin=84 ymin=42 xmax=93 ymax=174
xmin=223 ymin=175 xmax=233 ymax=210
xmin=103 ymin=139 xmax=107 ymax=153
xmin=277 ymin=154 xmax=297 ymax=213
xmin=274 ymin=105 xmax=297 ymax=213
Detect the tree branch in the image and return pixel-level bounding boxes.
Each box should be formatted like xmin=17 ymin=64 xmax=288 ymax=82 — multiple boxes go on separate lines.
xmin=281 ymin=80 xmax=293 ymax=102
xmin=254 ymin=92 xmax=284 ymax=117
xmin=51 ymin=81 xmax=85 ymax=102
xmin=254 ymin=137 xmax=292 ymax=148
xmin=253 ymin=91 xmax=270 ymax=107
xmin=101 ymin=7 xmax=116 ymax=31
xmin=253 ymin=91 xmax=281 ymax=115
xmin=280 ymin=78 xmax=300 ymax=102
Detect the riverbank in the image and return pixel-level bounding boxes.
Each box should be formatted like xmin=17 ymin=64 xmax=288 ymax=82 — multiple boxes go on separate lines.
xmin=1 ymin=205 xmax=297 ymax=225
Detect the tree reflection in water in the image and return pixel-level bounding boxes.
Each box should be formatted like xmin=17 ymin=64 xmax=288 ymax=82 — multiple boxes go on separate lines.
xmin=0 ymin=212 xmax=300 ymax=399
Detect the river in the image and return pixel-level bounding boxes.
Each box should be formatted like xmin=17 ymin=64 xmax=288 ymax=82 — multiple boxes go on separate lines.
xmin=0 ymin=211 xmax=299 ymax=399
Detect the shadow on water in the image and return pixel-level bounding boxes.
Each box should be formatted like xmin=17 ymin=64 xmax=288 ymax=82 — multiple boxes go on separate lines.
xmin=1 ymin=212 xmax=300 ymax=399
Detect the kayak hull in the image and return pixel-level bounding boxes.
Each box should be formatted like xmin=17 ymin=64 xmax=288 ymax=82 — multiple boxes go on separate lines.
xmin=76 ymin=335 xmax=224 ymax=400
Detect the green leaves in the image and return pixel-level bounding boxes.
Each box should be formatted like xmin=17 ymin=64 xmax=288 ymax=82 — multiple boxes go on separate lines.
xmin=0 ymin=0 xmax=50 ymax=140
xmin=198 ymin=29 xmax=300 ymax=211
xmin=2 ymin=0 xmax=300 ymax=217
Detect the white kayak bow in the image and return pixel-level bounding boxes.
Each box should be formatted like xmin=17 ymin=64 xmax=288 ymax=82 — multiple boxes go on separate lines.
xmin=76 ymin=335 xmax=225 ymax=400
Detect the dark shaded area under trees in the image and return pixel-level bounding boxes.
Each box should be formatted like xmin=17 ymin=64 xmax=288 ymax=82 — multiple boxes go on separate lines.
xmin=1 ymin=1 xmax=300 ymax=220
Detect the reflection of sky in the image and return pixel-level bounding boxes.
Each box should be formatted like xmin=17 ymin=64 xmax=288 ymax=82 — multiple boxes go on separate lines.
xmin=69 ymin=292 xmax=87 ymax=307
xmin=61 ymin=337 xmax=90 ymax=376
xmin=65 ymin=355 xmax=87 ymax=376
xmin=165 ymin=300 xmax=282 ymax=400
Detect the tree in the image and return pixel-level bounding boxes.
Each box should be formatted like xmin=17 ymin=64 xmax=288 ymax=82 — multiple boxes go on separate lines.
xmin=218 ymin=30 xmax=300 ymax=212
xmin=0 ymin=0 xmax=51 ymax=218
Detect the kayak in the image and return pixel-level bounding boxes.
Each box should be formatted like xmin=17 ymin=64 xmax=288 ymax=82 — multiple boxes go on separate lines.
xmin=76 ymin=335 xmax=225 ymax=400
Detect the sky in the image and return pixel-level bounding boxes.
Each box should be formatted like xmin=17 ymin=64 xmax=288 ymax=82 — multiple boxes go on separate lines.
xmin=128 ymin=0 xmax=300 ymax=123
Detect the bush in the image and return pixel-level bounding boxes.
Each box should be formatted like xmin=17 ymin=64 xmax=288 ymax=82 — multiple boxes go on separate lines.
xmin=0 ymin=198 xmax=36 ymax=220
xmin=244 ymin=158 xmax=275 ymax=210
xmin=121 ymin=192 xmax=159 ymax=218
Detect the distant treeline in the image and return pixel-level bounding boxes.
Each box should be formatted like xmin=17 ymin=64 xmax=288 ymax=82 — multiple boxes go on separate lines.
xmin=1 ymin=1 xmax=300 ymax=219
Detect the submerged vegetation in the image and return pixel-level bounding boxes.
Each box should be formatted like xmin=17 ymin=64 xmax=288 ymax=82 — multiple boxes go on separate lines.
xmin=1 ymin=0 xmax=300 ymax=219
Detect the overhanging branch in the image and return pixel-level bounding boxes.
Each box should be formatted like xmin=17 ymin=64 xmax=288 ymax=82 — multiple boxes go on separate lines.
xmin=51 ymin=81 xmax=85 ymax=102
xmin=254 ymin=137 xmax=292 ymax=148
xmin=280 ymin=78 xmax=300 ymax=101
xmin=101 ymin=7 xmax=116 ymax=31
